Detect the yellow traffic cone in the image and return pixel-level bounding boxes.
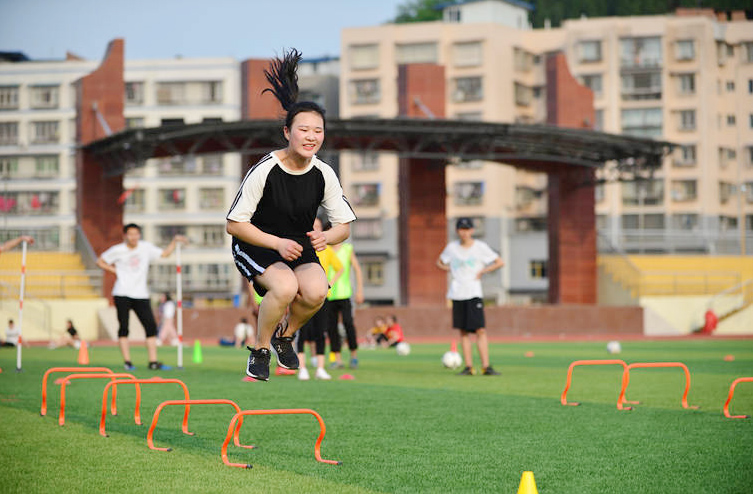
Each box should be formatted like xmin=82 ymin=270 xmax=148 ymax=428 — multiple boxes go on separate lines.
xmin=517 ymin=471 xmax=538 ymax=494
xmin=77 ymin=341 xmax=90 ymax=365
xmin=193 ymin=339 xmax=203 ymax=364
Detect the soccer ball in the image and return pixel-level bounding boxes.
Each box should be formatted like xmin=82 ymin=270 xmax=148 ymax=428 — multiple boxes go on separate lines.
xmin=442 ymin=351 xmax=462 ymax=369
xmin=395 ymin=342 xmax=411 ymax=356
xmin=606 ymin=340 xmax=622 ymax=354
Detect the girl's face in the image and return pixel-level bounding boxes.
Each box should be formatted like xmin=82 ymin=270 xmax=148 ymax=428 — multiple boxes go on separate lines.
xmin=284 ymin=111 xmax=324 ymax=161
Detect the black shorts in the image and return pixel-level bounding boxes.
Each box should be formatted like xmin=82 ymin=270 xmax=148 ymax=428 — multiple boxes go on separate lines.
xmin=452 ymin=298 xmax=485 ymax=332
xmin=232 ymin=237 xmax=320 ymax=296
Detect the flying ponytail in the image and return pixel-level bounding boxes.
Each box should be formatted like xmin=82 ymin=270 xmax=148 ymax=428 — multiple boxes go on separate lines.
xmin=263 ymin=48 xmax=326 ymax=129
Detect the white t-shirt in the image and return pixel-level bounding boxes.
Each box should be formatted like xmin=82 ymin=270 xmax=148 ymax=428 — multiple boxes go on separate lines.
xmin=5 ymin=325 xmax=20 ymax=345
xmin=162 ymin=300 xmax=176 ymax=319
xmin=439 ymin=239 xmax=500 ymax=301
xmin=100 ymin=241 xmax=163 ymax=299
xmin=234 ymin=322 xmax=253 ymax=341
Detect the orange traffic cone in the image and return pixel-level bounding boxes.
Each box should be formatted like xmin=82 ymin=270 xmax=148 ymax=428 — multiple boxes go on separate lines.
xmin=517 ymin=471 xmax=538 ymax=494
xmin=77 ymin=341 xmax=89 ymax=365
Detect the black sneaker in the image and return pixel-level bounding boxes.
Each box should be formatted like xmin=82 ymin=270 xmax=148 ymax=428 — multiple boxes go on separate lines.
xmin=457 ymin=366 xmax=475 ymax=376
xmin=482 ymin=366 xmax=501 ymax=376
xmin=148 ymin=361 xmax=172 ymax=370
xmin=270 ymin=323 xmax=299 ymax=370
xmin=124 ymin=361 xmax=136 ymax=371
xmin=246 ymin=347 xmax=271 ymax=381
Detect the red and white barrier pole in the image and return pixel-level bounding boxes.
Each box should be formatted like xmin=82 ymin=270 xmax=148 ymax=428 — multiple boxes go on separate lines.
xmin=16 ymin=240 xmax=28 ymax=371
xmin=176 ymin=243 xmax=184 ymax=369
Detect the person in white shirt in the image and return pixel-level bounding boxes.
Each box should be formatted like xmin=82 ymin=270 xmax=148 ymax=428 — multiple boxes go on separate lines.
xmin=157 ymin=292 xmax=179 ymax=347
xmin=96 ymin=223 xmax=187 ymax=371
xmin=233 ymin=317 xmax=254 ymax=349
xmin=436 ymin=217 xmax=504 ymax=376
xmin=2 ymin=319 xmax=20 ymax=347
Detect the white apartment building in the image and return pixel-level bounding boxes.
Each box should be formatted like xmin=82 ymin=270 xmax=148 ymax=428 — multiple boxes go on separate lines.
xmin=340 ymin=0 xmax=753 ymax=303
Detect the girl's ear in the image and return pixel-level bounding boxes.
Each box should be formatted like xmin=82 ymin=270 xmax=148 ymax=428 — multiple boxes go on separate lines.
xmin=283 ymin=126 xmax=290 ymax=141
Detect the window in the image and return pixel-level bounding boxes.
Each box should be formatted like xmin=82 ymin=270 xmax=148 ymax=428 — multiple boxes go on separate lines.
xmin=620 ymin=37 xmax=662 ymax=68
xmin=621 ymin=179 xmax=664 ymax=206
xmin=747 ymin=146 xmax=753 ymax=167
xmin=159 ymin=188 xmax=186 ymax=209
xmin=513 ymin=48 xmax=535 ymax=72
xmin=0 ymin=86 xmax=19 ymax=110
xmin=719 ymin=182 xmax=734 ymax=204
xmin=123 ymin=188 xmax=145 ymax=212
xmin=516 ymin=186 xmax=543 ymax=209
xmin=0 ymin=122 xmax=19 ymax=145
xmin=201 ymin=154 xmax=223 ymax=174
xmin=349 ymin=79 xmax=380 ymax=105
xmin=720 ymin=216 xmax=737 ymax=231
xmin=580 ymin=74 xmax=602 ymax=97
xmin=155 ymin=81 xmax=222 ymax=105
xmin=726 ymin=81 xmax=735 ymax=92
xmin=157 ymin=225 xmax=187 ymax=245
xmin=727 ymin=114 xmax=736 ymax=126
xmin=34 ymin=155 xmax=59 ymax=178
xmin=362 ymin=259 xmax=385 ymax=286
xmin=445 ymin=6 xmax=461 ymax=22
xmin=671 ymin=180 xmax=697 ymax=202
xmin=161 ymin=118 xmax=185 ymax=127
xmin=0 ymin=156 xmax=18 ymax=177
xmin=746 ymin=42 xmax=753 ymax=63
xmin=30 ymin=121 xmax=59 ymax=144
xmin=621 ymin=72 xmax=661 ymax=100
xmin=454 ymin=41 xmax=483 ymax=67
xmin=529 ymin=260 xmax=548 ymax=279
xmin=643 ymin=214 xmax=665 ymax=229
xmin=621 ymin=108 xmax=662 ymax=138
xmin=579 ymin=40 xmax=602 ymax=63
xmin=351 ymin=183 xmax=380 ymax=207
xmin=672 ymin=213 xmax=699 ymax=230
xmin=396 ymin=42 xmax=438 ymax=64
xmin=678 ymin=110 xmax=696 ymax=131
xmin=514 ymin=83 xmax=533 ymax=107
xmin=199 ymin=188 xmax=224 ymax=210
xmin=125 ymin=117 xmax=144 ymax=129
xmin=158 ymin=156 xmax=195 ymax=175
xmin=674 ymin=144 xmax=697 ymax=167
xmin=125 ymin=81 xmax=144 ymax=105
xmin=453 ymin=77 xmax=483 ymax=102
xmin=746 ymin=182 xmax=753 ymax=203
xmin=197 ymin=225 xmax=225 ymax=248
xmin=352 ymin=151 xmax=379 ymax=172
xmin=0 ymin=191 xmax=59 ymax=214
xmin=29 ymin=85 xmax=59 ymax=109
xmin=349 ymin=44 xmax=379 ymax=70
xmin=750 ymin=79 xmax=753 ymax=93
xmin=719 ymin=147 xmax=736 ymax=168
xmin=675 ymin=40 xmax=695 ymax=61
xmin=515 ymin=217 xmax=546 ymax=232
xmin=677 ymin=73 xmax=695 ymax=95
xmin=453 ymin=181 xmax=484 ymax=206
xmin=622 ymin=214 xmax=664 ymax=229
xmin=456 ymin=112 xmax=483 ymax=121
xmin=157 ymin=83 xmax=183 ymax=105
xmin=594 ymin=109 xmax=604 ymax=131
xmin=352 ymin=218 xmax=383 ymax=239
xmin=203 ymin=81 xmax=222 ymax=103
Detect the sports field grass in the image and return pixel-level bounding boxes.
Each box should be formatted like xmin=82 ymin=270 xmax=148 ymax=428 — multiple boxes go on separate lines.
xmin=1 ymin=338 xmax=752 ymax=493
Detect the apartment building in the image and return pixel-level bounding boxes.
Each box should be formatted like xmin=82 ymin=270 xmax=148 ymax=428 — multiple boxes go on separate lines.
xmin=340 ymin=0 xmax=753 ymax=303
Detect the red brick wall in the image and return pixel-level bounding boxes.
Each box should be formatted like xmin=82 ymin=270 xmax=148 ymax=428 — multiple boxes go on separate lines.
xmin=546 ymin=52 xmax=595 ymax=129
xmin=76 ymin=39 xmax=126 ymax=299
xmin=240 ymin=59 xmax=282 ymax=120
xmin=397 ymin=64 xmax=447 ymax=305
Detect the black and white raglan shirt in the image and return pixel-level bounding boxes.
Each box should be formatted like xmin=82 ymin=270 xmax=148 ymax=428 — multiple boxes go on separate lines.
xmin=226 ymin=152 xmax=356 ymax=246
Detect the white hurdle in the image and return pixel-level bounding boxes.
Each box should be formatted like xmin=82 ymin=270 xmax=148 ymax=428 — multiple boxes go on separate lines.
xmin=16 ymin=240 xmax=28 ymax=371
xmin=176 ymin=242 xmax=184 ymax=369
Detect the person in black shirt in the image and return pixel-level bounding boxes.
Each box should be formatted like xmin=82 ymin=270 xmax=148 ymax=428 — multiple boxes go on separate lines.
xmin=227 ymin=48 xmax=356 ymax=381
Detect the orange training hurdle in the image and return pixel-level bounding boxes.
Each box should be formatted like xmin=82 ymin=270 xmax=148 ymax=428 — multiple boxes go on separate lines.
xmin=57 ymin=373 xmax=140 ymax=426
xmin=560 ymin=359 xmax=636 ymax=407
xmin=723 ymin=377 xmax=753 ymax=419
xmin=618 ymin=362 xmax=698 ymax=411
xmin=147 ymin=399 xmax=255 ymax=452
xmin=221 ymin=408 xmax=341 ymax=469
xmin=41 ymin=367 xmax=117 ymax=416
xmin=100 ymin=378 xmax=190 ymax=437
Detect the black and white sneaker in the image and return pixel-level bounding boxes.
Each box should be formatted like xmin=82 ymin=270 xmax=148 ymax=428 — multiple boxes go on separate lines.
xmin=246 ymin=347 xmax=271 ymax=381
xmin=270 ymin=323 xmax=299 ymax=370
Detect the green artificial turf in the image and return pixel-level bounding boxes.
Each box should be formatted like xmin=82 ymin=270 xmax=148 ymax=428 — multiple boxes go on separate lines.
xmin=1 ymin=339 xmax=751 ymax=493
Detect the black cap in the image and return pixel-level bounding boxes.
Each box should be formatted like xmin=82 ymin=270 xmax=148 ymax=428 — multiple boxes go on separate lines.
xmin=456 ymin=217 xmax=474 ymax=230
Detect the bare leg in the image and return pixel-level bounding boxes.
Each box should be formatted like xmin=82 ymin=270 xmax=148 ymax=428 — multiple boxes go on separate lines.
xmin=146 ymin=336 xmax=158 ymax=362
xmin=254 ymin=263 xmax=299 ymax=349
xmin=460 ymin=330 xmax=473 ymax=368
xmin=476 ymin=329 xmax=490 ymax=368
xmin=118 ymin=337 xmax=131 ymax=362
xmin=284 ymin=264 xmax=328 ymax=336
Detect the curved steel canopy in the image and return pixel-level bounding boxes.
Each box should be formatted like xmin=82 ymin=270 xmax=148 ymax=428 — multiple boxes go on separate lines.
xmin=83 ymin=118 xmax=673 ymax=179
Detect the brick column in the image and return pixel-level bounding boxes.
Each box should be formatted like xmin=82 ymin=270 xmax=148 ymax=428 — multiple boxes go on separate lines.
xmin=397 ymin=64 xmax=447 ymax=305
xmin=76 ymin=39 xmax=125 ymax=298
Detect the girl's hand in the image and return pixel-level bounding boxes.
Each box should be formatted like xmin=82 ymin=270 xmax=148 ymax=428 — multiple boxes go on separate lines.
xmin=277 ymin=238 xmax=303 ymax=260
xmin=307 ymin=230 xmax=327 ymax=252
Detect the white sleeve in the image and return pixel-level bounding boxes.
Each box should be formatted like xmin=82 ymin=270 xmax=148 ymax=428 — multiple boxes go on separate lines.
xmin=100 ymin=244 xmax=120 ymax=264
xmin=439 ymin=243 xmax=453 ymax=265
xmin=146 ymin=242 xmax=164 ymax=260
xmin=227 ymin=159 xmax=272 ymax=223
xmin=319 ymin=163 xmax=356 ymax=226
xmin=478 ymin=241 xmax=500 ymax=265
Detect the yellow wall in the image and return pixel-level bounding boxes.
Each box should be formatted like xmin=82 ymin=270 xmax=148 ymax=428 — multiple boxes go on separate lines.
xmin=0 ymin=298 xmax=109 ymax=342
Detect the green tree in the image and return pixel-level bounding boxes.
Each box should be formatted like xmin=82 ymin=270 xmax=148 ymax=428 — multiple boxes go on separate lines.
xmin=394 ymin=0 xmax=445 ymax=23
